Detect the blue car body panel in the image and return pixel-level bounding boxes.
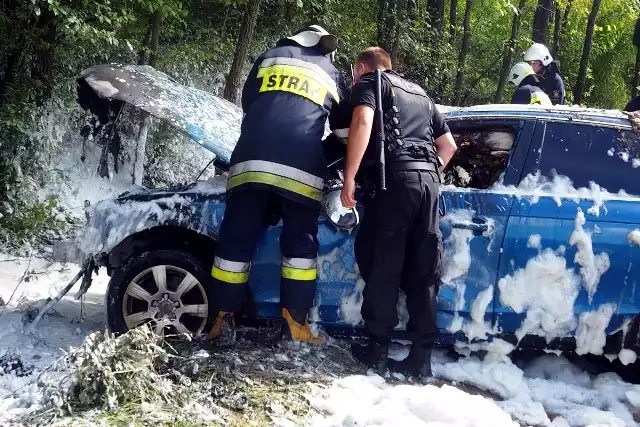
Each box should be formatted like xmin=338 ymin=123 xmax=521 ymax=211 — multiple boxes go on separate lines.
xmin=497 ymin=197 xmax=640 ymax=338
xmin=492 ymin=114 xmax=640 ymax=342
xmin=91 ymin=105 xmax=640 ymax=349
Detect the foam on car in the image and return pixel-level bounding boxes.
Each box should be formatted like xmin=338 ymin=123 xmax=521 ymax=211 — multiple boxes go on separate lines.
xmin=569 ymin=209 xmax=610 ymax=303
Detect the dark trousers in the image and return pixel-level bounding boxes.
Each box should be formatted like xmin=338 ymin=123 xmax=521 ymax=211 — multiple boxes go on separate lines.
xmin=354 ymin=170 xmax=443 ymax=347
xmin=211 ymin=189 xmax=320 ymax=313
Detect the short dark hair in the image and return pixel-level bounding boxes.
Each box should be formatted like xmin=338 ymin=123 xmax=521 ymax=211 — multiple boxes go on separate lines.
xmin=355 ymin=47 xmax=392 ymax=70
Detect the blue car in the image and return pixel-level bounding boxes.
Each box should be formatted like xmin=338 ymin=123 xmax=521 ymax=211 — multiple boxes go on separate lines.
xmin=76 ymin=65 xmax=640 ymax=357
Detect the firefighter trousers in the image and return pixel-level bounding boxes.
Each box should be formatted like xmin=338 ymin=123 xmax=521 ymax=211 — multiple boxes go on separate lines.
xmin=210 ymin=189 xmax=320 ymax=314
xmin=354 ymin=169 xmax=443 ymax=347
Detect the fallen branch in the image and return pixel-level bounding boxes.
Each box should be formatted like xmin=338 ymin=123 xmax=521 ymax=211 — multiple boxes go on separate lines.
xmin=28 ymin=260 xmax=88 ymax=332
xmin=5 ymin=250 xmax=34 ymax=308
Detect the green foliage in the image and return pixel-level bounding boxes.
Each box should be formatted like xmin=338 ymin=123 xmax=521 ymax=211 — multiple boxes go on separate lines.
xmin=0 ymin=193 xmax=75 ymax=251
xmin=32 ymin=327 xmax=214 ymax=424
xmin=0 ymin=0 xmax=639 ymax=246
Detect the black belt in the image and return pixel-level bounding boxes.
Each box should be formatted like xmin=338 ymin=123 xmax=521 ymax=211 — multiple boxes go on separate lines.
xmin=388 ymin=161 xmax=438 ymax=172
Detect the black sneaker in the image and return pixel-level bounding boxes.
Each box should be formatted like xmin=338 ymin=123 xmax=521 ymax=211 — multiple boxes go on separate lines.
xmin=387 ymin=346 xmax=432 ymax=379
xmin=350 ymin=340 xmax=389 ymax=375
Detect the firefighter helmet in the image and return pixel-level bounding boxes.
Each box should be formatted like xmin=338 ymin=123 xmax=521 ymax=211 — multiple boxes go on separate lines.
xmin=285 ymin=25 xmax=338 ymax=60
xmin=509 ymin=62 xmax=535 ymax=86
xmin=523 ymin=43 xmax=553 ymax=66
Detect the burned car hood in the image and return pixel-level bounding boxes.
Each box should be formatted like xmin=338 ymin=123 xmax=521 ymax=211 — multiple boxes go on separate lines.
xmin=79 ymin=64 xmax=242 ymax=165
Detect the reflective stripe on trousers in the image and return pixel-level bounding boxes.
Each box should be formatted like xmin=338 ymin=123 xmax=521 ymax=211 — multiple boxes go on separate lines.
xmin=281 ymin=257 xmax=317 ymax=281
xmin=227 ymin=160 xmax=324 ymax=201
xmin=211 ymin=256 xmax=250 ymax=284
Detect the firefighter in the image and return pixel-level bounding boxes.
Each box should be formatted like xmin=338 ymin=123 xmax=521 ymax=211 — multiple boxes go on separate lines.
xmin=523 ymin=43 xmax=565 ymax=105
xmin=340 ymin=47 xmax=457 ymax=378
xmin=509 ymin=62 xmax=552 ymax=106
xmin=208 ymin=25 xmax=350 ymax=344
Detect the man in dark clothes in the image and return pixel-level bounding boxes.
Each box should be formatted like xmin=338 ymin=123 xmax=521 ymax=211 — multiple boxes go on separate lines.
xmin=509 ymin=62 xmax=552 ymax=106
xmin=340 ymin=47 xmax=457 ymax=378
xmin=523 ymin=43 xmax=565 ymax=105
xmin=624 ymin=92 xmax=640 ymax=112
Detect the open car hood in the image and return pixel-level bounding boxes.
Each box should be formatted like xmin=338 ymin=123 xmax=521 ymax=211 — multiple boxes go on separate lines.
xmin=79 ymin=64 xmax=242 ymax=166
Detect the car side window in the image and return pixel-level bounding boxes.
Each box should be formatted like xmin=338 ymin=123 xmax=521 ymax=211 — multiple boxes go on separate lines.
xmin=535 ymin=121 xmax=640 ymax=195
xmin=443 ymin=125 xmax=518 ymax=189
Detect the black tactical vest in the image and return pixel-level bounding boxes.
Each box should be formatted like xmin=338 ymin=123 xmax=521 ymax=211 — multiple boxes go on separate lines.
xmin=362 ymin=70 xmax=438 ymax=168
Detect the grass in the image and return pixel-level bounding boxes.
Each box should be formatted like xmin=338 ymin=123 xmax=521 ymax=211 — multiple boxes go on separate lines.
xmin=20 ymin=324 xmax=362 ymax=427
xmin=16 ymin=323 xmax=582 ymax=427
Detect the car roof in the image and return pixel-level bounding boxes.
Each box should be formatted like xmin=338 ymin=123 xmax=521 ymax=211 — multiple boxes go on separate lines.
xmin=436 ymin=104 xmax=632 ymax=129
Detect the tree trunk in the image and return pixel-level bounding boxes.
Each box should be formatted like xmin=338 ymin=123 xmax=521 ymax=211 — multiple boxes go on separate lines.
xmin=223 ymin=0 xmax=262 ymax=104
xmin=383 ymin=0 xmax=398 ymax=52
xmin=552 ymin=1 xmax=562 ymax=56
xmin=148 ymin=10 xmax=162 ymax=67
xmin=138 ymin=23 xmax=152 ymax=65
xmin=557 ymin=0 xmax=574 ymax=60
xmin=407 ymin=0 xmax=417 ymax=22
xmin=391 ymin=0 xmax=407 ymax=65
xmin=31 ymin=8 xmax=57 ymax=105
xmin=495 ymin=0 xmax=527 ymax=103
xmin=453 ymin=0 xmax=473 ymax=106
xmin=532 ymin=0 xmax=552 ymax=44
xmin=439 ymin=0 xmax=446 ymax=31
xmin=427 ymin=0 xmax=444 ymax=32
xmin=560 ymin=0 xmax=574 ymax=39
xmin=133 ymin=113 xmax=151 ymax=185
xmin=129 ymin=10 xmax=161 ymax=183
xmin=449 ymin=0 xmax=458 ymax=39
xmin=573 ymin=0 xmax=602 ymax=105
xmin=377 ymin=0 xmax=388 ymax=46
xmin=634 ymin=47 xmax=640 ymax=98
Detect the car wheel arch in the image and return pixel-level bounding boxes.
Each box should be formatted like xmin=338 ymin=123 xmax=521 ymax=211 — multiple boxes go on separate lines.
xmin=105 ymin=225 xmax=217 ymax=273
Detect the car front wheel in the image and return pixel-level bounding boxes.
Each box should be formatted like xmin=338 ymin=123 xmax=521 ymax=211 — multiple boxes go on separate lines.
xmin=106 ymin=249 xmax=215 ymax=337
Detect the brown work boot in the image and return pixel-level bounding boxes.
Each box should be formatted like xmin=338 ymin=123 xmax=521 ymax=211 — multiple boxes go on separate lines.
xmin=207 ymin=311 xmax=236 ymax=345
xmin=281 ymin=308 xmax=323 ymax=344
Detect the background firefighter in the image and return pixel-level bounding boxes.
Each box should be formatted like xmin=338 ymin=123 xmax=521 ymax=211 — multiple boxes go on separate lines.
xmin=208 ymin=25 xmax=350 ymax=344
xmin=523 ymin=43 xmax=566 ymax=106
xmin=340 ymin=47 xmax=457 ymax=378
xmin=509 ymin=62 xmax=552 ymax=106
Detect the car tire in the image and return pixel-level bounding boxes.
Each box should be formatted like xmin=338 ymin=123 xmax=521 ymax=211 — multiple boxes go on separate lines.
xmin=106 ymin=249 xmax=215 ymax=337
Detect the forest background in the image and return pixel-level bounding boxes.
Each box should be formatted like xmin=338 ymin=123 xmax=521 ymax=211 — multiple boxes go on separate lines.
xmin=0 ymin=0 xmax=638 ymax=247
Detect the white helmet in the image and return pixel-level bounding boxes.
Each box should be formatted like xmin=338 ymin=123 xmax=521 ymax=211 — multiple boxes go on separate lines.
xmin=509 ymin=62 xmax=534 ymax=86
xmin=285 ymin=25 xmax=338 ymax=61
xmin=523 ymin=43 xmax=553 ymax=66
xmin=321 ymin=170 xmax=359 ymax=231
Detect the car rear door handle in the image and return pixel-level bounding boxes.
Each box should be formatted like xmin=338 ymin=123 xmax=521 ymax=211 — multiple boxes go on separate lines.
xmin=451 ymin=217 xmax=490 ymax=235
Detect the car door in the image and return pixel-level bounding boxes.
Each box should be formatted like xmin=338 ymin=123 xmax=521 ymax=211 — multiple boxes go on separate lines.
xmin=248 ymin=212 xmax=358 ymax=322
xmin=494 ymin=118 xmax=640 ymax=355
xmin=436 ymin=116 xmax=535 ymax=342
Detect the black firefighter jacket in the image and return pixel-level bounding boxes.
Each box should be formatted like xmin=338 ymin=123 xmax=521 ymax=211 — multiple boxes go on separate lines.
xmin=226 ymin=43 xmax=350 ymax=206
